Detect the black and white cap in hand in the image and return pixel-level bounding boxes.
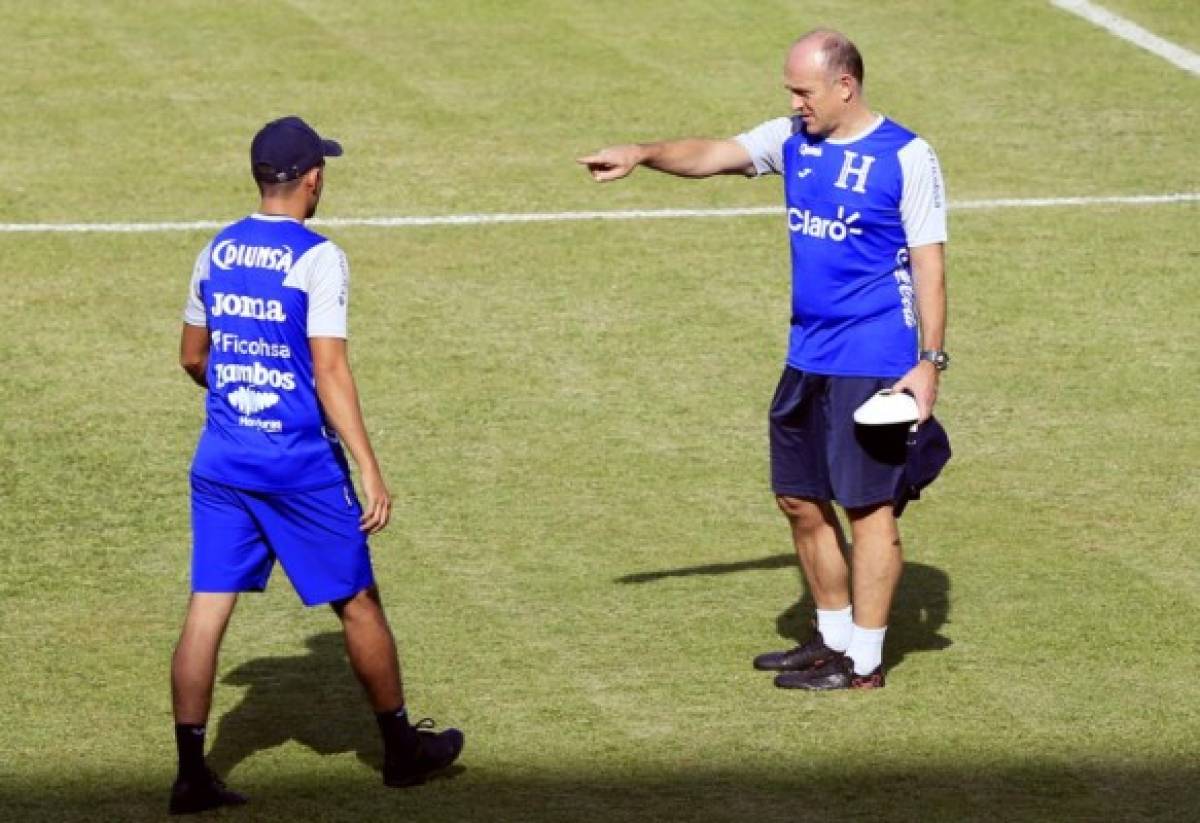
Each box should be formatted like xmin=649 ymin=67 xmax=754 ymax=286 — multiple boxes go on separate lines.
xmin=853 ymin=389 xmax=920 ymax=426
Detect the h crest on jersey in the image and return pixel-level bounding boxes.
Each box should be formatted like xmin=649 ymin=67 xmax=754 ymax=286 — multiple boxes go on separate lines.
xmin=834 ymin=150 xmax=875 ymax=193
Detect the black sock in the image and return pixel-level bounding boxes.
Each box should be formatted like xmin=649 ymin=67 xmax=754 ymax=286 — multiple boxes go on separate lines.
xmin=375 ymin=706 xmax=417 ymax=756
xmin=174 ymin=724 xmax=207 ymax=779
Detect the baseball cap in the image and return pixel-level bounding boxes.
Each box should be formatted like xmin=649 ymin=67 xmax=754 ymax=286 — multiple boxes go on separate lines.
xmin=854 ymin=389 xmax=920 ymax=426
xmin=250 ymin=116 xmax=343 ymax=183
xmin=893 ymin=416 xmax=951 ymax=518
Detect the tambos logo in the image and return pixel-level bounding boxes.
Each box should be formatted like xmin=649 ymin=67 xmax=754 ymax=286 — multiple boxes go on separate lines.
xmin=211 ymin=240 xmax=293 ymax=273
xmin=213 ymin=361 xmax=297 ymax=391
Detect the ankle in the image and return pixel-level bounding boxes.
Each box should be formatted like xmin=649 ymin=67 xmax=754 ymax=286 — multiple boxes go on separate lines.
xmin=815 ymin=605 xmax=853 ymax=652
xmin=174 ymin=723 xmax=209 ymax=779
xmin=376 ymin=706 xmax=418 ymax=755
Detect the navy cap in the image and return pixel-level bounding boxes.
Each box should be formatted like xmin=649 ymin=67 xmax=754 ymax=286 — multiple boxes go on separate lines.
xmin=250 ymin=116 xmax=343 ymax=183
xmin=893 ymin=416 xmax=951 ymax=518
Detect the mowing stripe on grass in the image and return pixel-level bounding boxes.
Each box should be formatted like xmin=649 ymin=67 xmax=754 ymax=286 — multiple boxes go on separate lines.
xmin=0 ymin=193 xmax=1197 ymax=234
xmin=1051 ymin=0 xmax=1200 ymax=76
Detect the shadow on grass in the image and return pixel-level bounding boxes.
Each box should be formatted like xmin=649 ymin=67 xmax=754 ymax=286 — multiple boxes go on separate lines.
xmin=6 ymin=761 xmax=1198 ymax=822
xmin=617 ymin=557 xmax=951 ymax=671
xmin=616 ymin=553 xmax=797 ymax=583
xmin=206 ymin=631 xmax=385 ymax=779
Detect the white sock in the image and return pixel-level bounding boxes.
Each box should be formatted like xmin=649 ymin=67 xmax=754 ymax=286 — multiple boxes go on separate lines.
xmin=815 ymin=605 xmax=853 ymax=652
xmin=845 ymin=624 xmax=887 ymax=675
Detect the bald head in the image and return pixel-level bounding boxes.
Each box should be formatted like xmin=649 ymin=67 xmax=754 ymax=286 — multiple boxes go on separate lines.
xmin=788 ymin=29 xmax=864 ymax=87
xmin=782 ymin=29 xmax=872 ymax=139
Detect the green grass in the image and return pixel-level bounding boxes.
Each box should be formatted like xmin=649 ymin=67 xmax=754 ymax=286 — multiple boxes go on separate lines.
xmin=1 ymin=2 xmax=1198 ymax=821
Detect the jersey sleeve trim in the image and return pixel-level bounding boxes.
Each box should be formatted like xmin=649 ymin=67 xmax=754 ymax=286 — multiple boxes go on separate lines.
xmin=733 ymin=116 xmax=791 ymax=177
xmin=300 ymin=242 xmax=349 ymax=339
xmin=898 ymin=137 xmax=948 ymax=248
xmin=182 ymin=242 xmax=212 ymax=326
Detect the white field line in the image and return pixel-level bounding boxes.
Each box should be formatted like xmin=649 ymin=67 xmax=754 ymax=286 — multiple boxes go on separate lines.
xmin=1051 ymin=0 xmax=1200 ymax=76
xmin=0 ymin=193 xmax=1197 ymax=234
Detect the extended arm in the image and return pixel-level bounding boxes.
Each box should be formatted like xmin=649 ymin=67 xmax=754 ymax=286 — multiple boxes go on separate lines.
xmin=311 ymin=337 xmax=391 ymax=534
xmin=892 ymin=243 xmax=946 ymax=421
xmin=577 ymin=138 xmax=755 ymax=182
xmin=179 ymin=324 xmax=210 ymax=388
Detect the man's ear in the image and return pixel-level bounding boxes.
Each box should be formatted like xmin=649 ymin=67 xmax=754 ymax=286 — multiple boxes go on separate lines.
xmin=304 ymin=166 xmax=323 ymax=191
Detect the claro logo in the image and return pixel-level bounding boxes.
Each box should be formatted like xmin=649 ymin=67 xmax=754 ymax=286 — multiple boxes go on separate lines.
xmin=787 ymin=206 xmax=863 ymax=242
xmin=211 ymin=240 xmax=294 ymax=273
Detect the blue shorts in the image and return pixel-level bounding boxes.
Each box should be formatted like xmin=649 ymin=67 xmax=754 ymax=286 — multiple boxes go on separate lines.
xmin=769 ymin=367 xmax=908 ymax=509
xmin=190 ymin=474 xmax=375 ymax=607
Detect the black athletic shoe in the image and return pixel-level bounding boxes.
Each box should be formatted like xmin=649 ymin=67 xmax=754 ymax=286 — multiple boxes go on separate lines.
xmin=773 ymin=655 xmax=885 ymax=690
xmin=168 ymin=768 xmax=248 ymax=815
xmin=383 ymin=718 xmax=465 ymax=788
xmin=753 ymin=629 xmax=839 ymax=672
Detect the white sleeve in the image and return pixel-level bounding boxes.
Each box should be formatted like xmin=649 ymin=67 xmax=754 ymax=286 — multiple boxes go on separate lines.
xmin=733 ymin=116 xmax=792 ymax=177
xmin=898 ymin=137 xmax=948 ymax=247
xmin=182 ymin=242 xmax=211 ymax=326
xmin=305 ymin=242 xmax=349 ymax=338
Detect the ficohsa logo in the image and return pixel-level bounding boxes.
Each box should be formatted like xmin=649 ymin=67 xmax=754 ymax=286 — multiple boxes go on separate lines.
xmin=211 ymin=240 xmax=294 ymax=273
xmin=787 ymin=206 xmax=863 ymax=242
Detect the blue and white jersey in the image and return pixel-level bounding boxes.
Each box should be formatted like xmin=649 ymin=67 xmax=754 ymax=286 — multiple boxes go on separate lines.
xmin=736 ymin=115 xmax=947 ymax=378
xmin=183 ymin=214 xmax=352 ymax=492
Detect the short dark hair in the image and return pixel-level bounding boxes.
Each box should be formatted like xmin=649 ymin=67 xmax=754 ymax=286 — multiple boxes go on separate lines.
xmin=799 ymin=29 xmax=865 ymax=86
xmin=254 ymin=162 xmax=321 ymax=196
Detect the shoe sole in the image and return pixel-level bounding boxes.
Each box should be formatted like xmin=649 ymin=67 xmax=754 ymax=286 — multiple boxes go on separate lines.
xmin=773 ymin=674 xmax=886 ymax=691
xmin=169 ymin=795 xmax=248 ymax=815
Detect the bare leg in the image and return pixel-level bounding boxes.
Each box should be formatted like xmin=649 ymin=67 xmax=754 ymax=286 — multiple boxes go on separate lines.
xmin=334 ymin=586 xmax=465 ymax=786
xmin=847 ymin=503 xmax=903 ymax=628
xmin=332 ymin=586 xmax=405 ymax=711
xmin=172 ymin=593 xmax=239 ymax=724
xmin=776 ymin=495 xmax=851 ymax=609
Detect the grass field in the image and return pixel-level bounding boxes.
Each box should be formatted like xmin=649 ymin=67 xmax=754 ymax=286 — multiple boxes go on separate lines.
xmin=1 ymin=1 xmax=1198 ymax=821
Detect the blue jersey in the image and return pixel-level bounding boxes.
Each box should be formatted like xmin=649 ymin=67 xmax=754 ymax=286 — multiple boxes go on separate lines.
xmin=737 ymin=115 xmax=947 ymax=378
xmin=183 ymin=214 xmax=352 ymax=492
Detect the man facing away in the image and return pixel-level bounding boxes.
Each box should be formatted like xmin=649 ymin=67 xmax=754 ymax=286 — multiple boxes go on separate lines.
xmin=579 ymin=30 xmax=949 ymax=690
xmin=170 ymin=116 xmax=464 ymax=814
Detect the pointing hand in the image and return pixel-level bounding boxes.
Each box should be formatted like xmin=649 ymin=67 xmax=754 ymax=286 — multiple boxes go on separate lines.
xmin=576 ymin=145 xmax=646 ymax=182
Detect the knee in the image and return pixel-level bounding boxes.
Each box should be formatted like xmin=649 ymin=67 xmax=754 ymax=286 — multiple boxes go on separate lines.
xmin=776 ymin=495 xmax=828 ymax=533
xmin=331 ymin=585 xmax=382 ymax=621
xmin=847 ymin=504 xmax=901 ymax=548
xmin=181 ymin=593 xmax=237 ymax=636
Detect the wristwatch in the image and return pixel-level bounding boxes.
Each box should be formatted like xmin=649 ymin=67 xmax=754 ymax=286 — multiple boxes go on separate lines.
xmin=919 ymin=349 xmax=951 ymax=371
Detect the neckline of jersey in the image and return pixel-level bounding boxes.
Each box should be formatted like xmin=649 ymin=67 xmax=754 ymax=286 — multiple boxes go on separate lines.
xmin=824 ymin=114 xmax=886 ymax=146
xmin=250 ymin=212 xmax=301 ymax=223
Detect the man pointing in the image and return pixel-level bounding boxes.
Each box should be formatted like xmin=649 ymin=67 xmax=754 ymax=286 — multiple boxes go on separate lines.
xmin=579 ymin=29 xmax=949 ymax=690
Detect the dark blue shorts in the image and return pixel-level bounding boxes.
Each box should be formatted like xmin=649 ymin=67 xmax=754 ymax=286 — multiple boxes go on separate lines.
xmin=190 ymin=475 xmax=376 ymax=607
xmin=769 ymin=367 xmax=908 ymax=509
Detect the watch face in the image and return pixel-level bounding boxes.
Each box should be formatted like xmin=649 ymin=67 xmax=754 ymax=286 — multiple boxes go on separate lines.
xmin=922 ymin=350 xmax=950 ymax=370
